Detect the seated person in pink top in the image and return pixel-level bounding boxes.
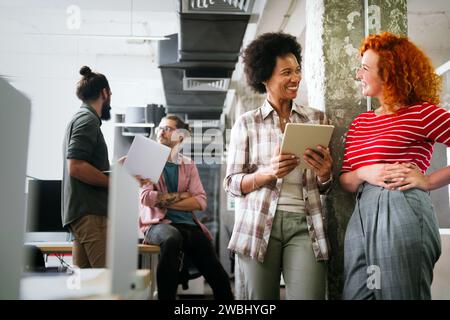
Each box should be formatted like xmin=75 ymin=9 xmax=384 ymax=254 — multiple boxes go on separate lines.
xmin=139 ymin=115 xmax=233 ymax=300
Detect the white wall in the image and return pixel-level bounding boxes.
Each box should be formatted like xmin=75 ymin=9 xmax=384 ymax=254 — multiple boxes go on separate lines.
xmin=0 ymin=1 xmax=177 ymax=179
xmin=408 ymin=0 xmax=450 ymax=68
xmin=408 ymin=0 xmax=450 ymax=227
xmin=6 ymin=56 xmax=165 ymax=179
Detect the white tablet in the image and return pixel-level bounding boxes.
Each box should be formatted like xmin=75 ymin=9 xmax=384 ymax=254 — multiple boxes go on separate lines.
xmin=123 ymin=135 xmax=171 ymax=182
xmin=280 ymin=123 xmax=334 ymax=171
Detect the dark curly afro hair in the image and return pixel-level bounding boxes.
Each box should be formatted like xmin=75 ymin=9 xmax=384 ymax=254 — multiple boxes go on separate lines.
xmin=243 ymin=32 xmax=302 ymax=94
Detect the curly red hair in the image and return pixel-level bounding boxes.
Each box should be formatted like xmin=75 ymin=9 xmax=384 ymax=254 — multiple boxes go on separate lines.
xmin=360 ymin=32 xmax=441 ymax=111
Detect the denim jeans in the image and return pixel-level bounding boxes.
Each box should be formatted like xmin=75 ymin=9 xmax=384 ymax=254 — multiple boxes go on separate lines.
xmin=145 ymin=223 xmax=234 ymax=300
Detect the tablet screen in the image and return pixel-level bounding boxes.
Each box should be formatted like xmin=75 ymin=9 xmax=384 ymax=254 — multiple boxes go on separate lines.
xmin=280 ymin=123 xmax=334 ymax=171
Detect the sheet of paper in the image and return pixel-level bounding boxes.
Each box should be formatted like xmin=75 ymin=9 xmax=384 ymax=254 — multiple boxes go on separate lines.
xmin=123 ymin=135 xmax=171 ymax=182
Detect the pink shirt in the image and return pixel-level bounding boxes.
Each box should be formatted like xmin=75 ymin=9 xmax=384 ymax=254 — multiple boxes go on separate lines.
xmin=139 ymin=153 xmax=211 ymax=240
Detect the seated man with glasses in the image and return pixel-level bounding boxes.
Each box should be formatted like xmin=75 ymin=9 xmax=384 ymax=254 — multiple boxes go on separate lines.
xmin=139 ymin=115 xmax=233 ymax=300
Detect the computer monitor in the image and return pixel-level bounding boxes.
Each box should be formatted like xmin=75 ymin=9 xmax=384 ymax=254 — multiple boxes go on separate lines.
xmin=106 ymin=164 xmax=140 ymax=297
xmin=26 ymin=179 xmax=68 ymax=233
xmin=0 ymin=77 xmax=31 ymax=299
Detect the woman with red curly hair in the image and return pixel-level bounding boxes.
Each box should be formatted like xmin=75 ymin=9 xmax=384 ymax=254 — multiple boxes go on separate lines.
xmin=340 ymin=32 xmax=449 ymax=300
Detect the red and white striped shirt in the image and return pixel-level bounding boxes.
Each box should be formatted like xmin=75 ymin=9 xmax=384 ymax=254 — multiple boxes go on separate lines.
xmin=341 ymin=103 xmax=450 ymax=174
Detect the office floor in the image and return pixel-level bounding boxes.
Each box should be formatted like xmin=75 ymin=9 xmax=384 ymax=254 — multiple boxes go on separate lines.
xmin=47 ymin=256 xmax=290 ymax=300
xmin=178 ymin=278 xmax=287 ymax=300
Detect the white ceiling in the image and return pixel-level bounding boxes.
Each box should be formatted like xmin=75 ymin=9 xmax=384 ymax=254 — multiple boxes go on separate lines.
xmin=1 ymin=0 xmax=447 ymax=58
xmin=0 ymin=0 xmax=179 ymax=57
xmin=0 ymin=0 xmax=176 ymax=11
xmin=0 ymin=0 xmax=180 ymax=106
xmin=0 ymin=0 xmax=448 ymax=93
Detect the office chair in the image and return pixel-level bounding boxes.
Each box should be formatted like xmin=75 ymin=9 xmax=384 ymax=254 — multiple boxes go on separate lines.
xmin=138 ymin=239 xmax=202 ymax=292
xmin=178 ymin=252 xmax=201 ymax=290
xmin=23 ymin=245 xmax=46 ymax=272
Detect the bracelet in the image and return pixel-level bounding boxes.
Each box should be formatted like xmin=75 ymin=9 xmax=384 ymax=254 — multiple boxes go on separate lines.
xmin=253 ymin=173 xmax=260 ymax=190
xmin=317 ymin=174 xmax=332 ymax=185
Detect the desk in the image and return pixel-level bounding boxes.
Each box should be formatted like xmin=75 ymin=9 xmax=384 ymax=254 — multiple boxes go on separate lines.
xmin=25 ymin=242 xmax=160 ymax=299
xmin=21 ymin=268 xmax=150 ymax=300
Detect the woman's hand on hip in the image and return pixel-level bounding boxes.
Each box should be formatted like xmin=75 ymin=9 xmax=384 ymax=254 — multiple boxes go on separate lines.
xmin=383 ymin=163 xmax=430 ymax=191
xmin=355 ymin=163 xmax=393 ymax=188
xmin=356 ymin=162 xmax=419 ymax=189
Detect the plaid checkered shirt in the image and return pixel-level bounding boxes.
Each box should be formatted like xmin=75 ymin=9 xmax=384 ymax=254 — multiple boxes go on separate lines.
xmin=224 ymin=100 xmax=332 ymax=262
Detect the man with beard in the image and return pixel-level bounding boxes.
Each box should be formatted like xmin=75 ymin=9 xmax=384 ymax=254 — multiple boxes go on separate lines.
xmin=61 ymin=66 xmax=112 ymax=268
xmin=139 ymin=115 xmax=233 ymax=300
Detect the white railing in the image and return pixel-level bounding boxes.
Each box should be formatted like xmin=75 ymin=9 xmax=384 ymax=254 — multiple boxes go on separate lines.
xmin=436 ymin=60 xmax=450 ymax=76
xmin=437 ymin=60 xmax=450 ymax=215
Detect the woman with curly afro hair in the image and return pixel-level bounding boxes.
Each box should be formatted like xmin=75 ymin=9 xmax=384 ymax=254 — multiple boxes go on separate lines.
xmin=340 ymin=32 xmax=449 ymax=299
xmin=224 ymin=32 xmax=333 ymax=299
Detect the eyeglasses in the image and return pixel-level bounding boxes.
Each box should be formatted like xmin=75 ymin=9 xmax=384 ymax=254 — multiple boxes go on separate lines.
xmin=156 ymin=125 xmax=176 ymax=133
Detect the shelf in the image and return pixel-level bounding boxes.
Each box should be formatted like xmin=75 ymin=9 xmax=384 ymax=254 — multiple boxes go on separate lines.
xmin=113 ymin=123 xmax=155 ymax=128
xmin=121 ymin=132 xmax=150 ymax=137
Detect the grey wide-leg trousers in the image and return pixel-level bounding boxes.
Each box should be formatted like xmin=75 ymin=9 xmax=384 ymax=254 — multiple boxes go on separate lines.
xmin=343 ymin=183 xmax=441 ymax=300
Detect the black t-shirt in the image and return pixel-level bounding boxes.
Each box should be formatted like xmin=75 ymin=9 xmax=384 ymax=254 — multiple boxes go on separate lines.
xmin=61 ymin=104 xmax=109 ymax=227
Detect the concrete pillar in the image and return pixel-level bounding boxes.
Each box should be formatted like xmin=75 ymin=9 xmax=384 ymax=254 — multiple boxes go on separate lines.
xmin=304 ymin=0 xmax=407 ymax=299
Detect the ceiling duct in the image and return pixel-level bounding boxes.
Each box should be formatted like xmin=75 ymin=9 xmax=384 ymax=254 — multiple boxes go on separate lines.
xmin=183 ymin=77 xmax=230 ymax=91
xmin=179 ymin=0 xmax=254 ymax=14
xmin=177 ymin=12 xmax=250 ymax=62
xmin=158 ymin=1 xmax=251 ymax=121
xmin=183 ymin=69 xmax=231 ymax=91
